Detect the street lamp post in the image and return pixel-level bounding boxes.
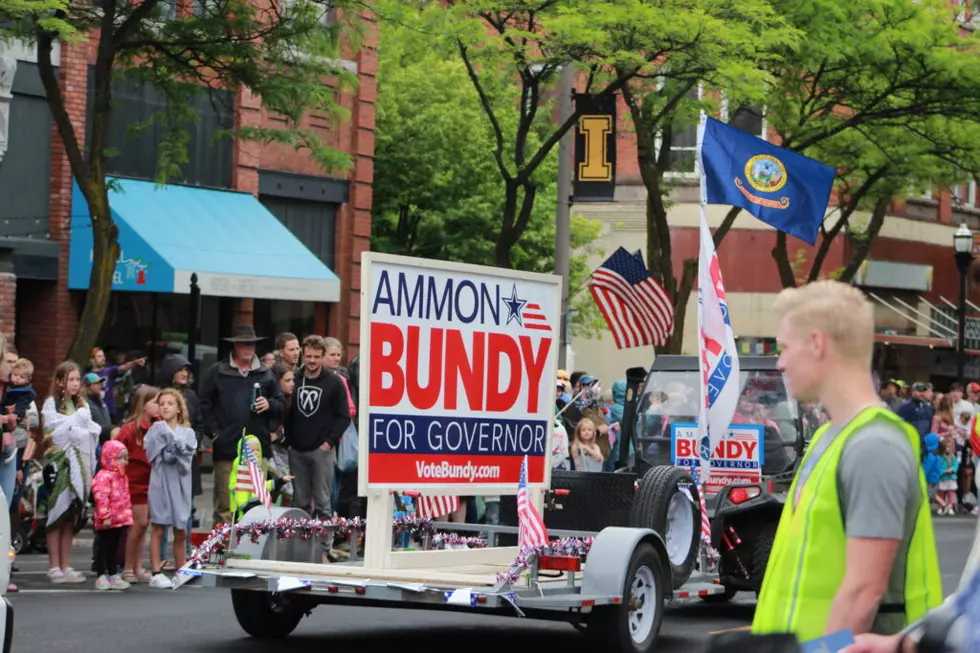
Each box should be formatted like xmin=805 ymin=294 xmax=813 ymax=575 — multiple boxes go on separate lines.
xmin=954 ymin=223 xmax=974 ymax=386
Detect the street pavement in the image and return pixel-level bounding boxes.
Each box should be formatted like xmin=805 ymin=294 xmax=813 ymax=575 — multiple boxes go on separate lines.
xmin=7 ymin=515 xmax=976 ymax=653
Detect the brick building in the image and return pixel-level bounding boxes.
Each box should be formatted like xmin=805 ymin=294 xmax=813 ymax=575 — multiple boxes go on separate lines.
xmin=571 ymin=95 xmax=980 ymax=387
xmin=0 ymin=9 xmax=376 ymax=385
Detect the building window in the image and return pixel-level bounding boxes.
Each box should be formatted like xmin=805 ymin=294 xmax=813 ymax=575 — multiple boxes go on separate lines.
xmin=86 ymin=68 xmax=235 ymax=188
xmin=723 ymin=100 xmax=766 ymax=139
xmin=953 ymin=178 xmax=978 ymax=209
xmin=159 ymin=0 xmax=177 ymax=21
xmin=660 ymin=84 xmax=702 ymax=178
xmin=956 ymin=0 xmax=980 ymax=29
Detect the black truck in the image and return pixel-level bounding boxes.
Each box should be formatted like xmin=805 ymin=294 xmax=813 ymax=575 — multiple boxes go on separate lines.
xmin=501 ymin=355 xmax=817 ymax=599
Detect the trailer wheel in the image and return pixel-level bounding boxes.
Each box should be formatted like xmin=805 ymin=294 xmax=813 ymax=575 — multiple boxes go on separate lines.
xmin=588 ymin=542 xmax=665 ymax=653
xmin=231 ymin=589 xmax=305 ymax=638
xmin=629 ymin=466 xmax=700 ymax=587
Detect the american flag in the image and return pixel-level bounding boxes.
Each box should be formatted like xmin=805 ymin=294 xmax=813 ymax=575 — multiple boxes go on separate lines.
xmin=589 ymin=247 xmax=673 ymax=349
xmin=517 ymin=456 xmax=549 ymax=548
xmin=693 ymin=471 xmax=712 ymax=546
xmin=240 ymin=443 xmax=271 ymax=512
xmin=521 ymin=303 xmax=550 ymax=331
xmin=417 ymin=495 xmax=459 ymax=519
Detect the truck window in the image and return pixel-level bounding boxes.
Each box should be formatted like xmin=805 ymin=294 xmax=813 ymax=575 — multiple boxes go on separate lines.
xmin=635 ymin=368 xmax=801 ymax=474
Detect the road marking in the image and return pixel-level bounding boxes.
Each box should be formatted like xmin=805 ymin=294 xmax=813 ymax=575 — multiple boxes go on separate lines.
xmin=708 ymin=626 xmax=752 ymax=634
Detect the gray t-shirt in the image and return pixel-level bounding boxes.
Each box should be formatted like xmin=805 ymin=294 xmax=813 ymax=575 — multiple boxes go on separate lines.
xmin=794 ymin=417 xmax=920 ymax=634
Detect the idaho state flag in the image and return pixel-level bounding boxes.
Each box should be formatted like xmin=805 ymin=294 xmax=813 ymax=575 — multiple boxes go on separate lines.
xmin=698 ymin=117 xmax=835 ymax=245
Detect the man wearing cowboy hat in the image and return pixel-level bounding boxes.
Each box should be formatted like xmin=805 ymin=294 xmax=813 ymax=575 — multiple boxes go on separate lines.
xmin=200 ymin=325 xmax=284 ymax=525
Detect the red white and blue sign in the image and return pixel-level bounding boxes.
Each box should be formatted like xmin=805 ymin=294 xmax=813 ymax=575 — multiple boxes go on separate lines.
xmin=359 ymin=254 xmax=561 ymax=491
xmin=670 ymin=423 xmax=763 ymax=495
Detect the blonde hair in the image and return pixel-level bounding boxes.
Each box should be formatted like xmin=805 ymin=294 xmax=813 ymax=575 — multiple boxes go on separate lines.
xmin=773 ymin=280 xmax=874 ymax=363
xmin=157 ymin=388 xmax=191 ymax=427
xmin=11 ymin=358 xmax=33 ymax=378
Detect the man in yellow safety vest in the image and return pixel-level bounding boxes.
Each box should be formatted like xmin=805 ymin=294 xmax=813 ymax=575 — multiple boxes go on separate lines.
xmin=752 ymin=280 xmax=943 ymax=642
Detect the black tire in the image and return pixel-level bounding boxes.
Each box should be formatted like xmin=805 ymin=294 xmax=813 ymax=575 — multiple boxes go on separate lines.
xmin=231 ymin=589 xmax=306 ymax=638
xmin=629 ymin=466 xmax=700 ymax=588
xmin=588 ymin=543 xmax=666 ymax=653
xmin=10 ymin=532 xmax=23 ymax=555
xmin=747 ymin=522 xmax=777 ymax=590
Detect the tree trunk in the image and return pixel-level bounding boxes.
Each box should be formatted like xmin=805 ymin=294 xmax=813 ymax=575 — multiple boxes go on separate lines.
xmin=837 ymin=197 xmax=889 ymax=282
xmin=68 ymin=180 xmax=120 ymax=366
xmin=772 ymin=231 xmax=798 ymax=288
xmin=659 ymin=258 xmax=697 ymax=354
xmin=494 ymin=179 xmax=536 ymax=269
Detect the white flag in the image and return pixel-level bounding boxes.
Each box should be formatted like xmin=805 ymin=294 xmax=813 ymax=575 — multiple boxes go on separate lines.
xmin=695 ymin=208 xmax=741 ymax=483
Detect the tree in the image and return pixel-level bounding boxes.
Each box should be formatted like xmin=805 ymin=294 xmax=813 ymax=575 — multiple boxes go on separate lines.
xmin=789 ymin=117 xmax=980 ymax=287
xmin=759 ymin=0 xmax=980 ymax=287
xmin=375 ymin=0 xmax=783 ymax=270
xmin=624 ymin=0 xmax=980 ymax=352
xmin=1 ymin=0 xmax=359 ymax=364
xmin=372 ymin=21 xmax=606 ymax=338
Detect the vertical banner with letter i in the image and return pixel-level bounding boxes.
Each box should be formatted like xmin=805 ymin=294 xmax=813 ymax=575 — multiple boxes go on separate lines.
xmin=573 ymin=93 xmax=617 ymax=202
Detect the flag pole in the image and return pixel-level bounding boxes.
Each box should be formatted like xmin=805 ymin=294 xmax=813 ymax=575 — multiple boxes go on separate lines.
xmin=695 ymin=112 xmax=712 ymax=569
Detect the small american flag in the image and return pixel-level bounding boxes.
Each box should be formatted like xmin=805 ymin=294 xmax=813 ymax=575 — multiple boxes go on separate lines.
xmin=417 ymin=495 xmax=459 ymax=519
xmin=243 ymin=443 xmax=271 ymax=512
xmin=517 ymin=456 xmax=549 ymax=548
xmin=698 ymin=485 xmax=712 ymax=546
xmin=521 ymin=303 xmax=550 ymax=331
xmin=589 ymin=247 xmax=673 ymax=349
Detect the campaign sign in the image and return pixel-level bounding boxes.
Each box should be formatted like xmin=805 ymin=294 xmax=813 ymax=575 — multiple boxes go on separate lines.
xmin=359 ymin=253 xmax=561 ymax=492
xmin=670 ymin=423 xmax=764 ymax=495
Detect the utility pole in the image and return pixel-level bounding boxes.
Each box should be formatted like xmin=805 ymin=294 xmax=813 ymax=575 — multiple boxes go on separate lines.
xmin=555 ymin=63 xmax=574 ymax=369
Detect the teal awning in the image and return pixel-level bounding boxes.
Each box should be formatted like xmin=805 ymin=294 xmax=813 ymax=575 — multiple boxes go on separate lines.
xmin=68 ymin=178 xmax=340 ymax=302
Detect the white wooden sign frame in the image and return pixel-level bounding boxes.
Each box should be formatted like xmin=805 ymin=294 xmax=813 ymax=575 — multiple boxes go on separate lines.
xmin=357 ymin=252 xmax=562 ymax=570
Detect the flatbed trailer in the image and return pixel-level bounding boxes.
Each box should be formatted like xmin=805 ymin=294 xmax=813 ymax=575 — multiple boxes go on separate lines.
xmin=184 ymin=502 xmax=729 ymax=653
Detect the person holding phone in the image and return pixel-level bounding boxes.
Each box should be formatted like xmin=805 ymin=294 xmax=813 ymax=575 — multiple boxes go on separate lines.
xmin=199 ymin=326 xmax=284 ymax=526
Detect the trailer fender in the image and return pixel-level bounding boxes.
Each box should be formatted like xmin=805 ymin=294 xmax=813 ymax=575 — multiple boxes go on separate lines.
xmin=581 ymin=527 xmax=671 ymax=597
xmin=233 ymin=506 xmax=322 ymax=563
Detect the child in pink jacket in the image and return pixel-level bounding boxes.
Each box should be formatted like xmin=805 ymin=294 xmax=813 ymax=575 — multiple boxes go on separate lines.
xmin=91 ymin=440 xmax=134 ymax=591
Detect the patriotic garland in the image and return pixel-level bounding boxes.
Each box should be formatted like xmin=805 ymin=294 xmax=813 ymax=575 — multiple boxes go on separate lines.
xmin=184 ymin=516 xmax=592 ymax=588
xmin=495 ymin=537 xmax=593 ymax=586
xmin=186 ymin=515 xmax=494 ymax=567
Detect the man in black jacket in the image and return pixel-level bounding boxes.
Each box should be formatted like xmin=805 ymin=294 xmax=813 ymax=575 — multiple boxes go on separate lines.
xmin=286 ymin=335 xmax=350 ymax=558
xmin=200 ymin=326 xmax=284 ymax=525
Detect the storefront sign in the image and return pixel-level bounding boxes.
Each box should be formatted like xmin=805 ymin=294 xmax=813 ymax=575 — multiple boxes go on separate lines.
xmin=670 ymin=423 xmax=764 ymax=495
xmin=358 ymin=253 xmax=561 ymax=493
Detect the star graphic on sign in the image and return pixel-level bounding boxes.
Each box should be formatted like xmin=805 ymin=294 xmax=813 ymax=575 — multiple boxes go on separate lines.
xmin=503 ymin=284 xmax=527 ymax=326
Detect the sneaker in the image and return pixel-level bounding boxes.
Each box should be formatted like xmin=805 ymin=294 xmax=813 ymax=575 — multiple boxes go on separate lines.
xmin=95 ymin=575 xmax=111 ymax=591
xmin=47 ymin=568 xmax=67 ymax=584
xmin=108 ymin=575 xmax=131 ymax=590
xmin=61 ymin=567 xmax=85 ymax=584
xmin=149 ymin=573 xmax=172 ymax=589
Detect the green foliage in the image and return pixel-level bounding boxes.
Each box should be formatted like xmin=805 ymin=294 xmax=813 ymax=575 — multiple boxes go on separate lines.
xmin=372 ymin=22 xmax=605 ymax=337
xmin=3 ymin=0 xmax=360 ymax=183
xmin=759 ymin=0 xmax=980 ymax=285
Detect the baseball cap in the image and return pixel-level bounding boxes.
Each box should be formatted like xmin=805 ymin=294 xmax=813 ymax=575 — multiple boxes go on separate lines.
xmin=911 ymin=382 xmax=932 ymax=392
xmin=82 ymin=372 xmax=104 ymax=385
xmin=969 ymin=382 xmax=980 ymax=394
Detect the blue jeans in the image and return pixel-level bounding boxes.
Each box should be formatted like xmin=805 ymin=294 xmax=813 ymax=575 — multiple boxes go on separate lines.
xmin=0 ymin=448 xmax=17 ymax=509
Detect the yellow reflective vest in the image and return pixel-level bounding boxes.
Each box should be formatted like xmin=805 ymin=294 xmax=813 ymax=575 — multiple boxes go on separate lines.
xmin=752 ymin=406 xmax=942 ymax=641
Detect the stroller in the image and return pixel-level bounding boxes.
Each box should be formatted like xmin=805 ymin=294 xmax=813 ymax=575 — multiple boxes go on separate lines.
xmin=13 ymin=458 xmax=90 ymax=554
